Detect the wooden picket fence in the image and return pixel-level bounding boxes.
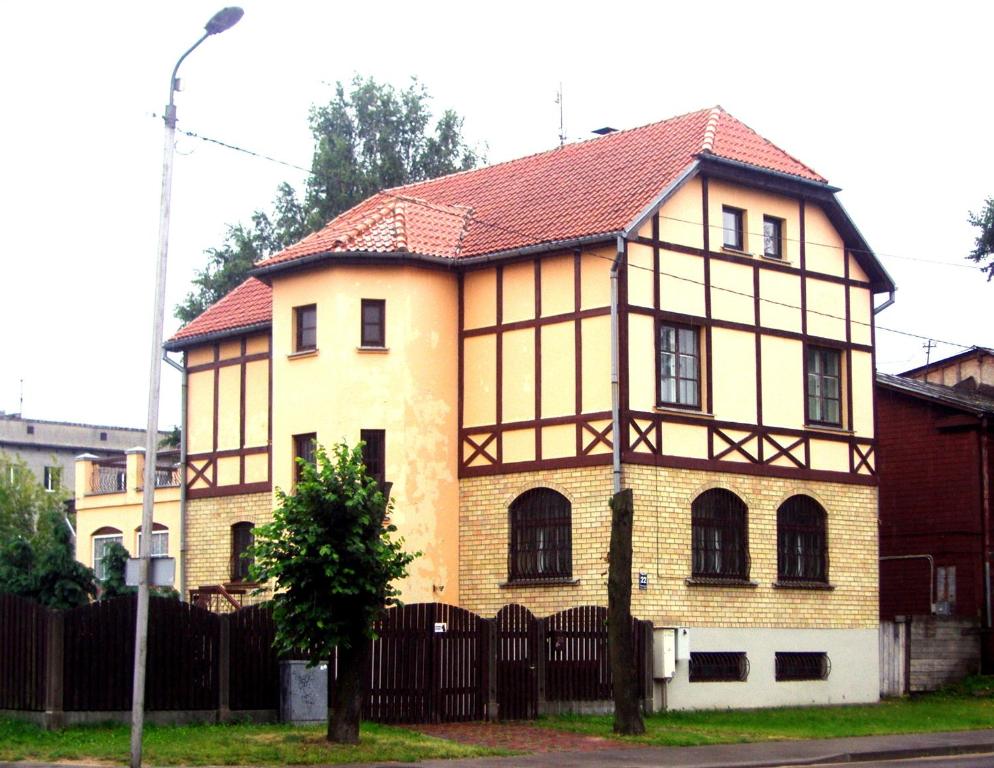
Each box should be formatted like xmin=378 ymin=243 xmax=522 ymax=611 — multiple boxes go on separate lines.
xmin=1 ymin=594 xmax=651 ymax=726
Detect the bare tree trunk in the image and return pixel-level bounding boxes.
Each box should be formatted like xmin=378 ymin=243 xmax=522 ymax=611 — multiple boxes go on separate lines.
xmin=608 ymin=488 xmax=645 ymax=735
xmin=327 ymin=633 xmax=370 ymax=743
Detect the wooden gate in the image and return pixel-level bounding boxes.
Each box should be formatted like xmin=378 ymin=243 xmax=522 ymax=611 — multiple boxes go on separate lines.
xmin=494 ymin=604 xmax=539 ymax=720
xmin=363 ymin=602 xmax=487 ymax=724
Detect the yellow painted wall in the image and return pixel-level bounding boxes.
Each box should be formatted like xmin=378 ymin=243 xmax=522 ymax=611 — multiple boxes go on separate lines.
xmin=711 ymin=327 xmax=757 ymax=423
xmin=502 ymin=328 xmax=535 ymax=423
xmin=805 ymin=204 xmax=845 ymax=277
xmin=271 ymin=264 xmax=460 ymax=604
xmin=540 ymin=254 xmax=574 ymax=317
xmin=659 ymin=249 xmax=706 ymax=316
xmin=540 ymin=322 xmax=575 ymax=417
xmin=658 ymin=176 xmax=704 ymax=249
xmin=761 ymin=336 xmax=804 ymax=428
xmin=710 ymin=260 xmax=754 ymax=324
xmin=74 ymin=452 xmax=182 ymax=589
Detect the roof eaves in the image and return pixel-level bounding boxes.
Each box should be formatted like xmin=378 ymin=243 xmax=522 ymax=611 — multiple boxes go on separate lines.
xmin=876 ymin=372 xmax=994 ymax=416
xmin=697 ymin=154 xmax=840 ymax=192
xmin=163 ymin=321 xmax=273 ymax=352
xmin=623 ymin=161 xmax=700 ymax=239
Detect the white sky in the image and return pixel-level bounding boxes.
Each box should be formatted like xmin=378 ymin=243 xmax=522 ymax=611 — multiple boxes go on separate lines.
xmin=1 ymin=1 xmax=991 ymax=430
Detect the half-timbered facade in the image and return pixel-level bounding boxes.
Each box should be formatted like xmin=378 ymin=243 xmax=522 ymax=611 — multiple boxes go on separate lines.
xmin=81 ymin=106 xmax=895 ymax=706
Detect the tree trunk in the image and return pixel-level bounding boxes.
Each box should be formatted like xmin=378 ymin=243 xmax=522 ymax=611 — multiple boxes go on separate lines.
xmin=327 ymin=633 xmax=370 ymax=743
xmin=608 ymin=488 xmax=645 ymax=735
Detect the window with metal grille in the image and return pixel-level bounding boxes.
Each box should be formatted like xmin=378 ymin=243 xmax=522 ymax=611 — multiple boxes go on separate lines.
xmin=508 ymin=488 xmax=572 ymax=581
xmin=230 ymin=522 xmax=254 ymax=582
xmin=658 ymin=323 xmax=701 ymax=408
xmin=690 ymin=652 xmax=749 ymax=682
xmin=775 ymin=652 xmax=830 ymax=681
xmin=361 ymin=429 xmax=386 ymax=486
xmin=294 ymin=304 xmax=317 ymax=351
xmin=361 ymin=299 xmax=386 ymax=347
xmin=806 ymin=346 xmax=841 ymax=426
xmin=293 ymin=432 xmax=317 ymax=483
xmin=777 ymin=495 xmax=828 ymax=583
xmin=691 ymin=489 xmax=749 ymax=580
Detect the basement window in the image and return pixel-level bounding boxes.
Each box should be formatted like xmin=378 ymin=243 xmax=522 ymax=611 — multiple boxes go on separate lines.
xmin=775 ymin=652 xmax=830 ymax=681
xmin=689 ymin=652 xmax=749 ymax=682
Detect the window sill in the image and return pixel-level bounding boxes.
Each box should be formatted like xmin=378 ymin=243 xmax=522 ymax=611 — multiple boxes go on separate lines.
xmin=760 ymin=253 xmax=791 ymax=265
xmin=685 ymin=577 xmax=757 ymax=588
xmin=773 ymin=580 xmax=834 ymax=591
xmin=721 ymin=246 xmax=753 ymax=258
xmin=500 ymin=577 xmax=580 ymax=588
xmin=804 ymin=423 xmax=853 ymax=436
xmin=356 ymin=346 xmax=389 ymax=354
xmin=655 ymin=406 xmax=714 ymax=419
xmin=287 ymin=349 xmax=318 ymax=360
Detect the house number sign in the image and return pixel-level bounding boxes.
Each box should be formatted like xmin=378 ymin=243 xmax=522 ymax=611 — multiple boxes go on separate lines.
xmin=638 ymin=572 xmax=648 ymax=590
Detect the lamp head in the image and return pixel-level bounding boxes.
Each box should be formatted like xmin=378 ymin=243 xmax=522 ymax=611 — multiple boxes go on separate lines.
xmin=205 ymin=7 xmax=244 ymax=35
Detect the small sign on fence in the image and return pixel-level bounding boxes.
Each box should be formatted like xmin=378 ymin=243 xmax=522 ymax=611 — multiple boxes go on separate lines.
xmin=434 ymin=622 xmax=447 ymax=633
xmin=125 ymin=557 xmax=176 ymax=587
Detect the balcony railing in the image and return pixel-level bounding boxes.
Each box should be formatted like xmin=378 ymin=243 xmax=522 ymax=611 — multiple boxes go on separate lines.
xmin=91 ymin=462 xmax=127 ymax=494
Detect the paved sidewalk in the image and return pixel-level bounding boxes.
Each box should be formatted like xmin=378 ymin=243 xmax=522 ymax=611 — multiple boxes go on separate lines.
xmin=364 ymin=728 xmax=994 ymax=767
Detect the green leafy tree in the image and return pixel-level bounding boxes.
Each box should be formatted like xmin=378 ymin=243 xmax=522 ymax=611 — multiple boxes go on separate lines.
xmin=176 ymin=76 xmax=481 ymax=323
xmin=968 ymin=197 xmax=994 ymax=280
xmin=0 ymin=508 xmax=96 ymax=609
xmin=0 ymin=453 xmax=66 ymax=541
xmin=249 ymin=442 xmax=416 ymax=744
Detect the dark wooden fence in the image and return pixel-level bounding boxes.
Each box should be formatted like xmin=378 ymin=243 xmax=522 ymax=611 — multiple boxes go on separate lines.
xmin=0 ymin=594 xmax=49 ymax=712
xmin=1 ymin=595 xmax=277 ymax=727
xmin=363 ymin=602 xmax=488 ymax=723
xmin=2 ymin=596 xmax=650 ymax=726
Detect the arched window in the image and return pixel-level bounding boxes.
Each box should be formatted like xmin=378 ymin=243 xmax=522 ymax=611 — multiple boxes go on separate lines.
xmin=777 ymin=495 xmax=827 ymax=583
xmin=92 ymin=526 xmax=123 ymax=581
xmin=691 ymin=489 xmax=749 ymax=580
xmin=508 ymin=488 xmax=571 ymax=581
xmin=134 ymin=522 xmax=169 ymax=558
xmin=230 ymin=522 xmax=255 ymax=582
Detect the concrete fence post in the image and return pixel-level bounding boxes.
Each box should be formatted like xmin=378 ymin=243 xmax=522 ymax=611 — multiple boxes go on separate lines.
xmin=44 ymin=611 xmax=64 ymax=730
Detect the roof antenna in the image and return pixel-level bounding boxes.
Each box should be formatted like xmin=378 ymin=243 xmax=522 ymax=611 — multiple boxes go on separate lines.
xmin=556 ymin=82 xmax=566 ymax=147
xmin=923 ymin=339 xmax=936 ymax=379
xmin=18 ymin=378 xmax=23 ymax=417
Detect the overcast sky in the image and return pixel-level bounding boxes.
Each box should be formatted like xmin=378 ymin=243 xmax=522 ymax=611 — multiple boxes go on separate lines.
xmin=1 ymin=1 xmax=991 ymax=430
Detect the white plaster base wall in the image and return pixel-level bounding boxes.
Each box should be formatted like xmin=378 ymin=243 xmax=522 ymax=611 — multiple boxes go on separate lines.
xmin=659 ymin=627 xmax=879 ymax=710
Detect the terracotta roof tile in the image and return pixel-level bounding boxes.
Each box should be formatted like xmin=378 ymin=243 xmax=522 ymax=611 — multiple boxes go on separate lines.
xmin=168 ymin=277 xmax=271 ymax=345
xmin=182 ymin=107 xmax=832 ymax=339
xmin=258 ymin=106 xmax=826 ymax=270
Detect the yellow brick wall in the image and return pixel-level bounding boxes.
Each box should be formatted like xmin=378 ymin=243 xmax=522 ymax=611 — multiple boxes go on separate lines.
xmin=459 ymin=464 xmax=878 ymax=629
xmin=185 ymin=492 xmax=274 ymax=605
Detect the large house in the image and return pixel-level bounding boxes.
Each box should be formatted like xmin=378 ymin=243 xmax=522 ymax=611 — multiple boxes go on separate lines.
xmin=77 ymin=106 xmax=895 ymax=708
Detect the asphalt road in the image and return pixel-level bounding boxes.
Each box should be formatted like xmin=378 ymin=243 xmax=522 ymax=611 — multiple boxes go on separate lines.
xmin=805 ymin=755 xmax=994 ymax=768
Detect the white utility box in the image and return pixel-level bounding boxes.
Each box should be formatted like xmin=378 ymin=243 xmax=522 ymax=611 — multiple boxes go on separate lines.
xmin=652 ymin=628 xmax=676 ymax=679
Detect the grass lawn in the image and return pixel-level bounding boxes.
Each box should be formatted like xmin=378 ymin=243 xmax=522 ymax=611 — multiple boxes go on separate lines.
xmin=0 ymin=719 xmax=511 ymax=765
xmin=540 ymin=680 xmax=994 ymax=747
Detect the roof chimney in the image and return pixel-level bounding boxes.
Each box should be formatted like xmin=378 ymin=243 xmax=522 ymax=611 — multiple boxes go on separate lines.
xmin=592 ymin=127 xmax=617 ymax=136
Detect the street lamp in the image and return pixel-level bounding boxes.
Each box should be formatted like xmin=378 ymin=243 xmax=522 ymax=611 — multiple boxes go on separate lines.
xmin=131 ymin=9 xmax=242 ymax=768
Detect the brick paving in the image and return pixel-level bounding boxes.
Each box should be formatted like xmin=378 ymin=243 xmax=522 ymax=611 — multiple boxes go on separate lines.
xmin=411 ymin=722 xmax=636 ymax=753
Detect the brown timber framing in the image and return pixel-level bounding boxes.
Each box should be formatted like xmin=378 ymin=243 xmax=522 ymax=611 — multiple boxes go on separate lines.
xmin=185 ymin=332 xmax=272 ymax=498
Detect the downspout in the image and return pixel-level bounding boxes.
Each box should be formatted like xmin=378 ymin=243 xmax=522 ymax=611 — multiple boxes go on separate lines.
xmin=163 ymin=351 xmax=187 ymax=601
xmin=610 ymin=236 xmax=624 ymax=495
xmin=981 ymin=416 xmax=992 ymax=632
xmin=879 ymin=554 xmax=935 ymax=613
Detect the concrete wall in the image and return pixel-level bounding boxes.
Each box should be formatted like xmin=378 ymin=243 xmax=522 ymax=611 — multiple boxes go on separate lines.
xmin=661 ymin=627 xmax=878 ymax=710
xmin=0 ymin=412 xmax=163 ymax=496
xmin=909 ymin=615 xmax=981 ymax=692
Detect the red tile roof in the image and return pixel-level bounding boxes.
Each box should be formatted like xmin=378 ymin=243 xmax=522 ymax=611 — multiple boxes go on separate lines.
xmin=173 ymin=107 xmax=833 ymax=343
xmin=259 ymin=106 xmax=826 ymax=268
xmin=167 ymin=277 xmax=271 ymax=346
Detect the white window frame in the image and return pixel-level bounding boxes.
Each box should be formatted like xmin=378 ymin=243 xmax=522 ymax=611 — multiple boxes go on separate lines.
xmin=137 ymin=529 xmax=169 ymax=558
xmin=43 ymin=466 xmax=61 ymax=492
xmin=92 ymin=534 xmax=123 ymax=580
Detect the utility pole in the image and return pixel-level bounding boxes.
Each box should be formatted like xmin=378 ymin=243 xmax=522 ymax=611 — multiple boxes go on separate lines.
xmin=130 ymin=9 xmax=242 ymax=768
xmin=923 ymin=339 xmax=936 ymax=380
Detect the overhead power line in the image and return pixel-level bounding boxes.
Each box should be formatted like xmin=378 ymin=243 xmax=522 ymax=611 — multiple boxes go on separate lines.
xmin=163 ymin=118 xmax=983 ymax=352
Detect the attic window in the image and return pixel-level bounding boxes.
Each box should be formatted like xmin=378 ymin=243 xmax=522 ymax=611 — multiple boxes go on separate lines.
xmin=722 ymin=207 xmax=745 ymax=250
xmin=100 ymin=432 xmax=108 ymax=441
xmin=26 ymin=425 xmax=34 ymax=435
xmin=763 ymin=216 xmax=784 ymax=259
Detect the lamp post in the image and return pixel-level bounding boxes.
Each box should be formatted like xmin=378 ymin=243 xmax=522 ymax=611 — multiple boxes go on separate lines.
xmin=131 ymin=9 xmax=242 ymax=768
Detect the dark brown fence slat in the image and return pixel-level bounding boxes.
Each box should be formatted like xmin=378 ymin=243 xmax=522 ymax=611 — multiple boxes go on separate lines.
xmin=0 ymin=594 xmax=48 ymax=711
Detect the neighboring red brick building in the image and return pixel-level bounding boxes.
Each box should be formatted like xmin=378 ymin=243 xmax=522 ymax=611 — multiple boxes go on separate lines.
xmin=876 ymin=362 xmax=994 ymax=671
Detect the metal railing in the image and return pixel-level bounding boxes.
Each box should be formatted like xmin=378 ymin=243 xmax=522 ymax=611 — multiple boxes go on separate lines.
xmin=90 ymin=463 xmax=127 ymax=494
